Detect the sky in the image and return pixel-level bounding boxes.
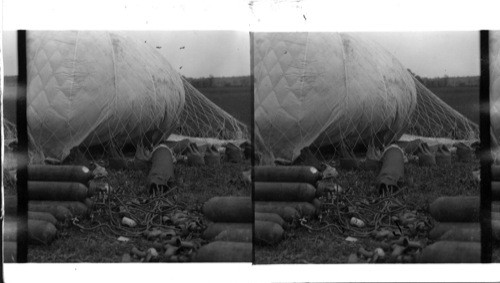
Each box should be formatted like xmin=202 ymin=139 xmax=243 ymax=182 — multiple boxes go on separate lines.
xmin=2 ymin=30 xmax=251 ymax=78
xmin=3 ymin=31 xmax=479 ymax=78
xmin=358 ymin=31 xmax=480 ymax=77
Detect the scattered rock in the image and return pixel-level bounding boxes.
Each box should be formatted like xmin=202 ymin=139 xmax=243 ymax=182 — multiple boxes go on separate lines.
xmin=350 ymin=217 xmax=365 ymax=228
xmin=121 ymin=217 xmax=137 ymax=227
xmin=345 ymin=236 xmax=358 ymax=242
xmin=117 ymin=236 xmax=130 ymax=242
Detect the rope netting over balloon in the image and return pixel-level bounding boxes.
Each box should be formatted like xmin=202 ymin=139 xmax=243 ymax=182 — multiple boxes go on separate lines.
xmin=8 ymin=80 xmax=248 ymax=165
xmin=267 ymin=76 xmax=479 ymax=164
xmin=405 ymin=78 xmax=478 ymax=142
xmin=173 ymin=77 xmax=248 ymax=141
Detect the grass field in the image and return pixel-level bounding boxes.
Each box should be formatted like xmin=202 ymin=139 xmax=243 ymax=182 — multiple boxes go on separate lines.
xmin=25 ymin=160 xmax=251 ymax=262
xmin=196 ymin=86 xmax=252 ymax=127
xmin=255 ymin=156 xmax=483 ymax=263
xmin=429 ymin=86 xmax=479 ymax=125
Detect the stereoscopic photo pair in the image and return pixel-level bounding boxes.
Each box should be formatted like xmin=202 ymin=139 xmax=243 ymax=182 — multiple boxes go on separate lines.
xmin=2 ymin=30 xmax=498 ymax=264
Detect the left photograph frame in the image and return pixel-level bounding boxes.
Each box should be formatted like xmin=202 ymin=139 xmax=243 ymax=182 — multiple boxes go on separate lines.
xmin=3 ymin=30 xmax=253 ymax=263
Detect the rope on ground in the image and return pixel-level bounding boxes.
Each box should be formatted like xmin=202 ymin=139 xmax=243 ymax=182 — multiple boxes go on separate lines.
xmin=303 ymin=187 xmax=412 ymax=238
xmin=72 ymin=185 xmax=200 ymax=238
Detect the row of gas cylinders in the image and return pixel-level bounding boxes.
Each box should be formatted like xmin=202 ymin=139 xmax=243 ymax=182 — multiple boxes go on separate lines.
xmin=4 ymin=165 xmax=95 ymax=262
xmin=196 ymin=166 xmax=324 ymax=261
xmin=421 ymin=163 xmax=499 ymax=262
xmin=423 ymin=196 xmax=499 ymax=262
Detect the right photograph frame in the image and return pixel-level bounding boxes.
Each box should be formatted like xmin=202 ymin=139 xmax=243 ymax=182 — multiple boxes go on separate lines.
xmin=251 ymin=31 xmax=497 ymax=264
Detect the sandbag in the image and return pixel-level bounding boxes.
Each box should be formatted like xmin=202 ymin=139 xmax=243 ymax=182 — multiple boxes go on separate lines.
xmin=225 ymin=143 xmax=242 ymax=163
xmin=377 ymin=145 xmax=404 ymax=194
xmin=166 ymin=138 xmax=190 ymax=155
xmin=455 ymin=142 xmax=474 ymax=162
xmin=240 ymin=141 xmax=253 ymax=160
xmin=397 ymin=139 xmax=423 ymax=155
xmin=435 ymin=144 xmax=452 ymax=166
xmin=147 ymin=145 xmax=175 ymax=194
xmin=202 ymin=197 xmax=252 ymax=223
xmin=186 ymin=143 xmax=205 ymax=166
xmin=417 ymin=143 xmax=436 ymax=166
xmin=254 ymin=182 xmax=316 ymax=202
xmin=204 ymin=145 xmax=221 ymax=166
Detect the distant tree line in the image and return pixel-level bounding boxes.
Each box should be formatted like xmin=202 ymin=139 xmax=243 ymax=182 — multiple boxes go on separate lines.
xmin=185 ymin=75 xmax=251 ymax=88
xmin=408 ymin=69 xmax=479 ymax=88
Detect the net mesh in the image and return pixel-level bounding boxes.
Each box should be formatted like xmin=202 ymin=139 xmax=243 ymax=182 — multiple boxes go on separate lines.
xmin=267 ymin=76 xmax=479 ymax=164
xmin=406 ymin=78 xmax=478 ymax=141
xmin=254 ymin=33 xmax=480 ymax=165
xmin=14 ymin=79 xmax=248 ymax=165
xmin=174 ymin=77 xmax=248 ymax=141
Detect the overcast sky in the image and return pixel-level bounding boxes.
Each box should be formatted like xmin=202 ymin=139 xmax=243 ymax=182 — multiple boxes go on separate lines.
xmin=2 ymin=30 xmax=251 ymax=78
xmin=3 ymin=31 xmax=479 ymax=78
xmin=358 ymin=31 xmax=479 ymax=77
